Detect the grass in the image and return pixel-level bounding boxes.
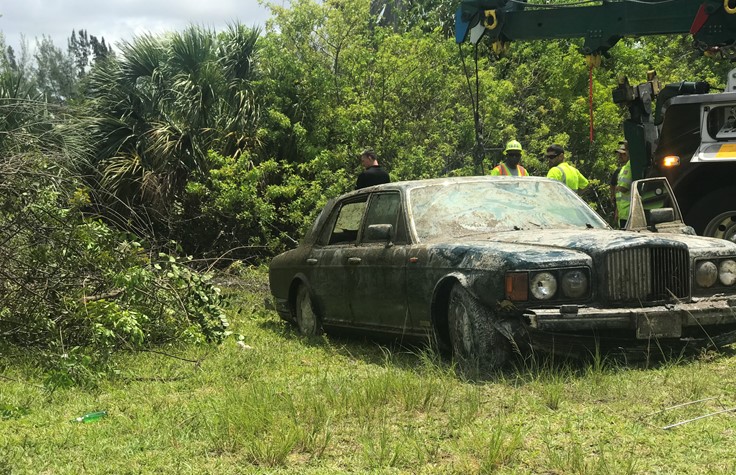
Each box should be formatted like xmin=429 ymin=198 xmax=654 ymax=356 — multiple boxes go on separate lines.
xmin=3 ymin=269 xmax=736 ymax=473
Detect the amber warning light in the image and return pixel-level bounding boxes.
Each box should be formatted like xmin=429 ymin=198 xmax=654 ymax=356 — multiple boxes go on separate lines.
xmin=662 ymin=155 xmax=680 ymax=167
xmin=505 ymin=272 xmax=528 ymax=301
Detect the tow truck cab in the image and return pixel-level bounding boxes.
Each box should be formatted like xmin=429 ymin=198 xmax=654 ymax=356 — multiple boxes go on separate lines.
xmin=646 ymin=70 xmax=736 ymax=241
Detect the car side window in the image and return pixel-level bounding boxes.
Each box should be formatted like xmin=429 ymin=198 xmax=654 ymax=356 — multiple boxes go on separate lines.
xmin=361 ymin=192 xmax=402 ymax=243
xmin=320 ymin=198 xmax=368 ymax=245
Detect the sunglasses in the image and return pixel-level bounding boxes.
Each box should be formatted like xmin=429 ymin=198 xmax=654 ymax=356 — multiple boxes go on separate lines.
xmin=546 ymin=153 xmax=560 ymax=159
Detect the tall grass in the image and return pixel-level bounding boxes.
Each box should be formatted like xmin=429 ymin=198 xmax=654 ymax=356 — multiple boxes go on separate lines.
xmin=3 ymin=269 xmax=736 ymax=473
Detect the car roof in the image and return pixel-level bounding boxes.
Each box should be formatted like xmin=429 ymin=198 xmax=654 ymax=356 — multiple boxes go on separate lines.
xmin=345 ymin=175 xmax=560 ymax=196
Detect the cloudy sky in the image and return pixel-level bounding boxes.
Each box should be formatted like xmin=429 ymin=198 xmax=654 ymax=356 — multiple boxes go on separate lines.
xmin=1 ymin=0 xmax=273 ymax=52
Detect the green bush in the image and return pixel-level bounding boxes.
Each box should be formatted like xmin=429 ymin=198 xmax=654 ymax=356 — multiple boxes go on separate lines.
xmin=0 ymin=154 xmax=228 ymax=385
xmin=174 ymin=151 xmax=346 ymax=260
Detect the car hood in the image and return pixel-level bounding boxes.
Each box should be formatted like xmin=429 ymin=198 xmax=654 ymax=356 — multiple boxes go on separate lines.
xmin=482 ymin=228 xmax=736 ymax=253
xmin=424 ymin=229 xmax=736 ymax=267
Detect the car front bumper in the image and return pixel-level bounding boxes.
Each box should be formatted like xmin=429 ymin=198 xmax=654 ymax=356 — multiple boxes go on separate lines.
xmin=524 ymin=297 xmax=736 ymax=340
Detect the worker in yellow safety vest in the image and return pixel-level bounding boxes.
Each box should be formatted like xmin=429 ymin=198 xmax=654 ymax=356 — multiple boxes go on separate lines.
xmin=490 ymin=140 xmax=529 ymax=176
xmin=614 ymin=142 xmax=632 ymax=228
xmin=546 ymin=144 xmax=589 ymax=192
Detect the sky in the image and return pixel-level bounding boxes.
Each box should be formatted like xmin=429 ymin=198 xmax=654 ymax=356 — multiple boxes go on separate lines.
xmin=0 ymin=0 xmax=273 ymax=53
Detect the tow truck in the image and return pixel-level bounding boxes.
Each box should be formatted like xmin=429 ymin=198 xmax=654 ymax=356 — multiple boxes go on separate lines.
xmin=455 ymin=0 xmax=736 ymax=240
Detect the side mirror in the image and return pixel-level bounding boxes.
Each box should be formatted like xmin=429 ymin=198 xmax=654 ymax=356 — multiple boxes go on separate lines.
xmin=365 ymin=224 xmax=394 ymax=243
xmin=648 ymin=207 xmax=675 ymax=226
xmin=626 ymin=177 xmax=685 ymax=233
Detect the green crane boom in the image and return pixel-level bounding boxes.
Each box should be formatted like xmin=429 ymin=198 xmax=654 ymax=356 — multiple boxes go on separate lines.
xmin=456 ymin=0 xmax=736 ymax=57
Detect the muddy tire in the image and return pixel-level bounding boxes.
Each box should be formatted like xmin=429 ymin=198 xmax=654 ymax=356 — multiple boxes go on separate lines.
xmin=295 ymin=285 xmax=323 ymax=336
xmin=447 ymin=283 xmax=511 ymax=376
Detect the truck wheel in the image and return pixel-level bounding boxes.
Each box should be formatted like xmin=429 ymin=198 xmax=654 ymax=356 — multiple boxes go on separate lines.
xmin=447 ymin=283 xmax=510 ymax=376
xmin=685 ymin=188 xmax=736 ymax=240
xmin=295 ymin=285 xmax=323 ymax=336
xmin=704 ymin=211 xmax=736 ymax=241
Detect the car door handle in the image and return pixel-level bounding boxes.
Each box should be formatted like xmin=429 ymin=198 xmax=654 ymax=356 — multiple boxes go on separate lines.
xmin=306 ymin=258 xmax=318 ymax=265
xmin=347 ymin=257 xmax=362 ymax=265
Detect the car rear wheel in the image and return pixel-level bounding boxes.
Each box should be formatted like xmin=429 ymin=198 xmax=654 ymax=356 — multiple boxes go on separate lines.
xmin=295 ymin=285 xmax=323 ymax=336
xmin=447 ymin=283 xmax=510 ymax=376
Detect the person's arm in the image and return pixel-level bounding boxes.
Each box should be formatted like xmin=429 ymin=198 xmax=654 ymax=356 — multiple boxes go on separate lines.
xmin=578 ymin=171 xmax=589 ymax=190
xmin=609 ymin=169 xmax=619 ymax=202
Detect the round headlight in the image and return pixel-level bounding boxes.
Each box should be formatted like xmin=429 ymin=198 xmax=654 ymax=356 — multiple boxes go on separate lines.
xmin=719 ymin=259 xmax=736 ymax=286
xmin=695 ymin=261 xmax=718 ymax=288
xmin=530 ymin=272 xmax=557 ymax=300
xmin=561 ymin=270 xmax=588 ymax=299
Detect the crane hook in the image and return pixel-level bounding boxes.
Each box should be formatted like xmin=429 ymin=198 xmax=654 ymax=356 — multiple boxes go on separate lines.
xmin=484 ymin=10 xmax=498 ymax=30
xmin=725 ymin=0 xmax=736 ymax=14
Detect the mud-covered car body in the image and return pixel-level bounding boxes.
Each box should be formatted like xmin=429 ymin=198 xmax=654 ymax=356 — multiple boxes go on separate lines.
xmin=269 ymin=176 xmax=736 ymax=362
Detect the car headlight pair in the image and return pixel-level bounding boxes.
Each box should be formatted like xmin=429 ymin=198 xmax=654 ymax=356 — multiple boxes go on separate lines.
xmin=695 ymin=259 xmax=736 ymax=288
xmin=506 ymin=269 xmax=589 ymax=301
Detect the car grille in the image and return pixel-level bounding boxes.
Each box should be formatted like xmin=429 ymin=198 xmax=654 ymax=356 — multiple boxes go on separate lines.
xmin=602 ymin=246 xmax=690 ymax=302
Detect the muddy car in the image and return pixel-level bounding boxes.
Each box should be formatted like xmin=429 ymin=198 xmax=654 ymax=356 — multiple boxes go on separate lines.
xmin=268 ymin=176 xmax=736 ymax=369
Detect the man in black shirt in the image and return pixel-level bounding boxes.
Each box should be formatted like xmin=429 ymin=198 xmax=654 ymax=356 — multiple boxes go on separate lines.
xmin=356 ymin=148 xmax=390 ymax=189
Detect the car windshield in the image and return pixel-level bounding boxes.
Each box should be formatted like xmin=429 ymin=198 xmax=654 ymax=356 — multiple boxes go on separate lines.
xmin=409 ymin=179 xmax=608 ymax=241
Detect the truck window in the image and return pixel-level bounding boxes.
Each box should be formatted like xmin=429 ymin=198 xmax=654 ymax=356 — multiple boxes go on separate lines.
xmin=706 ymin=105 xmax=736 ymax=140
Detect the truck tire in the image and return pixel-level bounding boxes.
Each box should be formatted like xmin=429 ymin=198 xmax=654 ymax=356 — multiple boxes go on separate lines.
xmin=447 ymin=282 xmax=510 ymax=377
xmin=685 ymin=188 xmax=736 ymax=241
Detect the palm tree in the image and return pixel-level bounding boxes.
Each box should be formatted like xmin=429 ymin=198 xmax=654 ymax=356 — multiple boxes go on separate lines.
xmin=84 ymin=23 xmax=261 ymax=223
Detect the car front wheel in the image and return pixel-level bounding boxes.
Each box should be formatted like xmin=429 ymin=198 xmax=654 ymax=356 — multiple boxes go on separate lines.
xmin=448 ymin=283 xmax=510 ymax=375
xmin=295 ymin=284 xmax=323 ymax=336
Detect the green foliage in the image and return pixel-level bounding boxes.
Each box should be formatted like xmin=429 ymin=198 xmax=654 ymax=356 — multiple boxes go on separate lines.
xmin=167 ymin=0 xmax=736 ymax=253
xmin=33 ymin=36 xmax=75 ymax=102
xmin=82 ymin=24 xmax=261 ymax=237
xmin=67 ymin=29 xmax=114 ymax=80
xmin=0 ymin=153 xmax=228 ymax=385
xmin=260 ymin=0 xmax=475 ymax=178
xmin=7 ymin=0 xmax=736 ymax=261
xmin=149 ymin=254 xmax=230 ymax=344
xmin=176 ymin=151 xmax=341 ymax=259
xmin=0 ymin=403 xmax=30 ymax=420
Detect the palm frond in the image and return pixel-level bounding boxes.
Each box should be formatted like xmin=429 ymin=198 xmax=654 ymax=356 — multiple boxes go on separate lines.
xmin=118 ymin=34 xmax=165 ymax=81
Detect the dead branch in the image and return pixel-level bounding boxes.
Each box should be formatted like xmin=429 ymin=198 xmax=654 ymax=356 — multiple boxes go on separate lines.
xmin=80 ymin=289 xmax=125 ymax=304
xmin=663 ymin=407 xmax=736 ymax=430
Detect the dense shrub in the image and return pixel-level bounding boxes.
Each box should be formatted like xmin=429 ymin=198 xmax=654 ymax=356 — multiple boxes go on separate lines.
xmin=174 ymin=150 xmax=351 ymax=261
xmin=0 ymin=153 xmax=228 ymax=384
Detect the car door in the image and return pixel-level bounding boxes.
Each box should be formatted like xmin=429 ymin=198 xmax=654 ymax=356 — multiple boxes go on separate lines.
xmin=348 ymin=191 xmax=410 ymax=332
xmin=306 ymin=196 xmax=368 ymax=326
